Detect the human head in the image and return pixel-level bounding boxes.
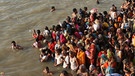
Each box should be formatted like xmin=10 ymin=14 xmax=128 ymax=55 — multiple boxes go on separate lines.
xmin=43 ymin=66 xmax=49 ymax=73
xmin=37 ymin=30 xmax=41 ymax=35
xmin=79 ymin=64 xmax=87 ymax=73
xmin=11 ymin=41 xmax=16 ymax=46
xmin=84 ymin=7 xmax=88 ymax=11
xmin=73 ymin=8 xmax=78 ymax=14
xmin=51 ymin=6 xmax=55 ymax=12
xmin=45 ymin=26 xmax=49 ymax=30
xmin=59 ymin=70 xmax=69 ymax=76
xmin=51 ymin=6 xmax=55 ymax=10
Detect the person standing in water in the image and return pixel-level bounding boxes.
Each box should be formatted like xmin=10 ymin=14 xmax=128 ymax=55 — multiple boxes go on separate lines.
xmin=50 ymin=6 xmax=55 ymax=12
xmin=96 ymin=0 xmax=99 ymax=4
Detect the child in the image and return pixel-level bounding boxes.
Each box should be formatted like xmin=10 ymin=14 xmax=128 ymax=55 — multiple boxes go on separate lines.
xmin=11 ymin=41 xmax=23 ymax=50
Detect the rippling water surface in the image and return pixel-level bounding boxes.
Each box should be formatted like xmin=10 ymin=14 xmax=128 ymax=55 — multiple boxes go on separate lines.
xmin=0 ymin=0 xmax=123 ymax=76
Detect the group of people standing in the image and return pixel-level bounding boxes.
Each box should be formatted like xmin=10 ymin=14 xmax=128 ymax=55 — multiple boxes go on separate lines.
xmin=11 ymin=0 xmax=135 ymax=76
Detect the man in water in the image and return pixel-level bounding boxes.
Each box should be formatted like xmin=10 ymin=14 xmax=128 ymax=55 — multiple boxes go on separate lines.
xmin=96 ymin=0 xmax=99 ymax=4
xmin=50 ymin=6 xmax=55 ymax=12
xmin=11 ymin=41 xmax=23 ymax=50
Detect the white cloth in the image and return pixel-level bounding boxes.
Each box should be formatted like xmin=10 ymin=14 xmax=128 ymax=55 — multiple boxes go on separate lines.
xmin=63 ymin=56 xmax=69 ymax=68
xmin=115 ymin=51 xmax=122 ymax=62
xmin=55 ymin=54 xmax=62 ymax=65
xmin=33 ymin=42 xmax=38 ymax=48
xmin=110 ymin=11 xmax=116 ymax=20
xmin=43 ymin=30 xmax=49 ymax=36
xmin=55 ymin=44 xmax=61 ymax=50
xmin=70 ymin=57 xmax=78 ymax=71
xmin=93 ymin=24 xmax=100 ymax=31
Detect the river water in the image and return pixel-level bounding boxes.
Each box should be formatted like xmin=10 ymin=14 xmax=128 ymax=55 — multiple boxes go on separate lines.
xmin=0 ymin=0 xmax=124 ymax=76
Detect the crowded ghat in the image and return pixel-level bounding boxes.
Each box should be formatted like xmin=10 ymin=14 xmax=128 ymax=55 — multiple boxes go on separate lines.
xmin=9 ymin=0 xmax=135 ymax=76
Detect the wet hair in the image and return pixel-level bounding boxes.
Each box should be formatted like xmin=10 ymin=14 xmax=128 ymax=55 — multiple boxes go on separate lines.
xmin=51 ymin=6 xmax=55 ymax=9
xmin=45 ymin=26 xmax=49 ymax=30
xmin=37 ymin=30 xmax=41 ymax=35
xmin=11 ymin=41 xmax=16 ymax=46
xmin=103 ymin=11 xmax=108 ymax=16
xmin=73 ymin=8 xmax=77 ymax=13
xmin=84 ymin=7 xmax=87 ymax=11
xmin=45 ymin=66 xmax=49 ymax=73
xmin=61 ymin=70 xmax=69 ymax=76
xmin=11 ymin=41 xmax=16 ymax=44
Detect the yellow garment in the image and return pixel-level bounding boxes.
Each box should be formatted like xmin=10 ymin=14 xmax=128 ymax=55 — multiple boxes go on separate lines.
xmin=102 ymin=22 xmax=109 ymax=28
xmin=77 ymin=50 xmax=85 ymax=65
xmin=114 ymin=23 xmax=119 ymax=28
xmin=66 ymin=43 xmax=75 ymax=53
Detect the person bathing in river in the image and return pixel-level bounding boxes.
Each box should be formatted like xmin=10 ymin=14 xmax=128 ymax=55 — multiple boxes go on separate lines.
xmin=11 ymin=41 xmax=23 ymax=50
xmin=96 ymin=0 xmax=99 ymax=4
xmin=43 ymin=66 xmax=53 ymax=76
xmin=50 ymin=6 xmax=55 ymax=12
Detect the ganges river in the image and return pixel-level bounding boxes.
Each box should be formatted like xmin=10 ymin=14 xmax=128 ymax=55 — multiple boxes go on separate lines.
xmin=0 ymin=0 xmax=124 ymax=76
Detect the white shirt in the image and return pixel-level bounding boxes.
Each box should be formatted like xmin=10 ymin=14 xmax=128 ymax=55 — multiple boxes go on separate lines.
xmin=93 ymin=24 xmax=100 ymax=31
xmin=43 ymin=30 xmax=49 ymax=36
xmin=55 ymin=44 xmax=61 ymax=50
xmin=55 ymin=54 xmax=62 ymax=65
xmin=70 ymin=57 xmax=78 ymax=71
xmin=63 ymin=56 xmax=69 ymax=68
xmin=33 ymin=42 xmax=38 ymax=48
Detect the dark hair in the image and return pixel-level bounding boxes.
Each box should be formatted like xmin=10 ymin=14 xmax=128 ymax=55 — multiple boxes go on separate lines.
xmin=37 ymin=30 xmax=41 ymax=35
xmin=84 ymin=7 xmax=87 ymax=11
xmin=36 ymin=38 xmax=39 ymax=42
xmin=103 ymin=11 xmax=108 ymax=15
xmin=11 ymin=41 xmax=16 ymax=44
xmin=45 ymin=66 xmax=49 ymax=73
xmin=61 ymin=70 xmax=69 ymax=76
xmin=45 ymin=26 xmax=49 ymax=30
xmin=51 ymin=6 xmax=55 ymax=9
xmin=73 ymin=8 xmax=77 ymax=13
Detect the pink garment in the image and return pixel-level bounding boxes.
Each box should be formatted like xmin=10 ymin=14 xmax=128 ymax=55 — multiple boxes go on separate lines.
xmin=52 ymin=32 xmax=56 ymax=40
xmin=74 ymin=31 xmax=81 ymax=39
xmin=75 ymin=24 xmax=79 ymax=30
xmin=98 ymin=73 xmax=104 ymax=76
xmin=60 ymin=34 xmax=67 ymax=44
xmin=90 ymin=14 xmax=95 ymax=22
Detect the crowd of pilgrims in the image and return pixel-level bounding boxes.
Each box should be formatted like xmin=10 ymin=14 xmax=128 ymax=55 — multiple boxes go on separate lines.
xmin=31 ymin=0 xmax=135 ymax=76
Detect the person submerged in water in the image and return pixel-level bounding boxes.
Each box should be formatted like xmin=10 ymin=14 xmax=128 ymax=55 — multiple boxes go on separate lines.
xmin=43 ymin=66 xmax=53 ymax=76
xmin=50 ymin=6 xmax=56 ymax=12
xmin=11 ymin=41 xmax=23 ymax=50
xmin=96 ymin=0 xmax=99 ymax=4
